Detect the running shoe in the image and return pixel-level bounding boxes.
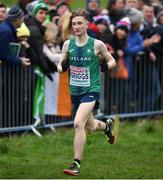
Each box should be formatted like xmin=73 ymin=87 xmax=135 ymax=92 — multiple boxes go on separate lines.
xmin=63 ymin=161 xmax=80 ymax=176
xmin=105 ymin=116 xmax=120 ymax=144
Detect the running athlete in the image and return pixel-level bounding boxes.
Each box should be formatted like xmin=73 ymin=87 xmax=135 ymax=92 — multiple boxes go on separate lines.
xmin=57 ymin=8 xmax=117 ymax=176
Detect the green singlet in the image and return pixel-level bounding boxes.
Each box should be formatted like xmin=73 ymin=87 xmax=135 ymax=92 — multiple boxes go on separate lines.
xmin=68 ymin=37 xmax=101 ymax=96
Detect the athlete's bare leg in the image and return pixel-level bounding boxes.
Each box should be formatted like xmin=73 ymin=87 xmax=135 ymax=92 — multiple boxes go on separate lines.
xmin=73 ymin=101 xmax=106 ymax=160
xmin=85 ymin=113 xmax=106 ymax=132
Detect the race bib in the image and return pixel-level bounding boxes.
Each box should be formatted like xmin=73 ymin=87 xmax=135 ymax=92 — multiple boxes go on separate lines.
xmin=70 ymin=66 xmax=90 ymax=87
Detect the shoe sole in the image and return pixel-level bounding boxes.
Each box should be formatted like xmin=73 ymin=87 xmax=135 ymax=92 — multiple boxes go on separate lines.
xmin=108 ymin=115 xmax=120 ymax=144
xmin=63 ymin=169 xmax=79 ymax=176
xmin=108 ymin=132 xmax=115 ymax=144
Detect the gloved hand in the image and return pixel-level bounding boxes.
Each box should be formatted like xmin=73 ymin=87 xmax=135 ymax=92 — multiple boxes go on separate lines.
xmin=61 ymin=59 xmax=69 ymax=72
xmin=100 ymin=60 xmax=108 ymax=72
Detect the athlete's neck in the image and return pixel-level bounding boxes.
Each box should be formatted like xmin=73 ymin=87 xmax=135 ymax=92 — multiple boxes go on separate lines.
xmin=75 ymin=34 xmax=89 ymax=47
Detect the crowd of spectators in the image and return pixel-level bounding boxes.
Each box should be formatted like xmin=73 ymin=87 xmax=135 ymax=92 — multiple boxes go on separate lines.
xmin=0 ymin=0 xmax=163 ymax=127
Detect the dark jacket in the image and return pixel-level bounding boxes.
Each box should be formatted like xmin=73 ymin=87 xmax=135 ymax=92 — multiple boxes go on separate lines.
xmin=109 ymin=10 xmax=126 ymax=25
xmin=0 ymin=20 xmax=21 ymax=65
xmin=25 ymin=17 xmax=57 ymax=76
xmin=151 ymin=25 xmax=163 ymax=55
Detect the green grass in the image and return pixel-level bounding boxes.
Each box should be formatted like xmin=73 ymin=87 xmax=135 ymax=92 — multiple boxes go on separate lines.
xmin=1 ymin=0 xmax=108 ymax=9
xmin=0 ymin=119 xmax=163 ymax=179
xmin=0 ymin=0 xmax=16 ymax=6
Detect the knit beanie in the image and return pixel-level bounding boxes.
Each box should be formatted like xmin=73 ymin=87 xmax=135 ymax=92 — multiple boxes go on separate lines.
xmin=26 ymin=0 xmax=40 ymax=16
xmin=128 ymin=8 xmax=143 ymax=24
xmin=94 ymin=15 xmax=110 ymax=26
xmin=32 ymin=2 xmax=49 ymax=15
xmin=7 ymin=5 xmax=24 ymax=21
xmin=16 ymin=22 xmax=30 ymax=37
xmin=157 ymin=8 xmax=163 ymax=19
xmin=116 ymin=17 xmax=131 ymax=31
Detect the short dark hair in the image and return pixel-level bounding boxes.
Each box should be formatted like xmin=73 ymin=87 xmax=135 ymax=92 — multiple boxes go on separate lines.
xmin=0 ymin=2 xmax=6 ymax=9
xmin=70 ymin=8 xmax=89 ymax=21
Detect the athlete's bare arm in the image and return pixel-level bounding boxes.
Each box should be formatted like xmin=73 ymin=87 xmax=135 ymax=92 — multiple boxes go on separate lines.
xmin=57 ymin=40 xmax=70 ymax=73
xmin=95 ymin=40 xmax=116 ymax=69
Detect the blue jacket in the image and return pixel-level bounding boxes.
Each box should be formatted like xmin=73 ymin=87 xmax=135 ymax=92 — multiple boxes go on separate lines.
xmin=125 ymin=31 xmax=144 ymax=78
xmin=0 ymin=20 xmax=21 ymax=65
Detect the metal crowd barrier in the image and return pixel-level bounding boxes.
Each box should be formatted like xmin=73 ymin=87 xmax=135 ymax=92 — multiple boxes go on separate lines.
xmin=0 ymin=54 xmax=163 ymax=134
xmin=101 ymin=54 xmax=163 ymax=117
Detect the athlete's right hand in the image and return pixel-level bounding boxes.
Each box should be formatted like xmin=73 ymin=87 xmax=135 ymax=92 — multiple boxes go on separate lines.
xmin=20 ymin=57 xmax=31 ymax=66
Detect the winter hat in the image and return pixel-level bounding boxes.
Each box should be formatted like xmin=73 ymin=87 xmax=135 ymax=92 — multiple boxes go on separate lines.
xmin=16 ymin=22 xmax=30 ymax=37
xmin=26 ymin=0 xmax=40 ymax=16
xmin=117 ymin=17 xmax=131 ymax=31
xmin=94 ymin=15 xmax=110 ymax=26
xmin=56 ymin=2 xmax=71 ymax=12
xmin=157 ymin=8 xmax=163 ymax=19
xmin=32 ymin=2 xmax=49 ymax=15
xmin=128 ymin=8 xmax=143 ymax=24
xmin=7 ymin=5 xmax=24 ymax=21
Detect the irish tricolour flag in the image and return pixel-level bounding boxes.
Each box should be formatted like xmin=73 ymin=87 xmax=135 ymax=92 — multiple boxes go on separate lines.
xmin=33 ymin=67 xmax=72 ymax=119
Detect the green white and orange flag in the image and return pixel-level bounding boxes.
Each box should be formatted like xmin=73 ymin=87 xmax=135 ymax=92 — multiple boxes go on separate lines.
xmin=33 ymin=68 xmax=72 ymax=119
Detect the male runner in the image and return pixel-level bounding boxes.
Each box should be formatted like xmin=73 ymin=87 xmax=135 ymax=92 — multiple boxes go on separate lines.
xmin=57 ymin=8 xmax=117 ymax=176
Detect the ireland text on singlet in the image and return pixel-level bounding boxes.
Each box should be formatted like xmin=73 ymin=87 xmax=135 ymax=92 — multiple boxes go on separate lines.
xmin=68 ymin=37 xmax=100 ymax=95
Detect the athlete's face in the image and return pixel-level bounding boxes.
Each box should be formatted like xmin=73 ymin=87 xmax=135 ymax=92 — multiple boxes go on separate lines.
xmin=72 ymin=16 xmax=88 ymax=36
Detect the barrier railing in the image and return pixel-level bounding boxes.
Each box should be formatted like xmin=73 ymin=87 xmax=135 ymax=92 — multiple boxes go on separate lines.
xmin=0 ymin=54 xmax=163 ymax=134
xmin=103 ymin=54 xmax=163 ymax=116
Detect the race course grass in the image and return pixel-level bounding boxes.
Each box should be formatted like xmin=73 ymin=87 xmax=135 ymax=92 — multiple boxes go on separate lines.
xmin=0 ymin=119 xmax=163 ymax=179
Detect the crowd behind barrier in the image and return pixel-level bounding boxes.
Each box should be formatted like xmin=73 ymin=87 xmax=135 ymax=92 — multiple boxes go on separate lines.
xmin=0 ymin=0 xmax=163 ymax=133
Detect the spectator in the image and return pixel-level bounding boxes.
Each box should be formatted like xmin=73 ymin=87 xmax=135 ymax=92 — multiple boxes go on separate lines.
xmin=43 ymin=22 xmax=63 ymax=116
xmin=16 ymin=22 xmax=35 ymax=126
xmin=0 ymin=8 xmax=30 ymax=128
xmin=49 ymin=9 xmax=60 ymax=25
xmin=44 ymin=0 xmax=59 ymax=23
xmin=45 ymin=0 xmax=57 ymax=11
xmin=17 ymin=22 xmax=31 ymax=54
xmin=142 ymin=4 xmax=157 ymax=30
xmin=141 ymin=4 xmax=158 ymax=63
xmin=93 ymin=14 xmax=112 ymax=44
xmin=58 ymin=11 xmax=72 ymax=43
xmin=0 ymin=5 xmax=30 ymax=66
xmin=18 ymin=0 xmax=34 ymax=14
xmin=0 ymin=2 xmax=7 ymax=23
xmin=17 ymin=22 xmax=37 ymax=65
xmin=151 ymin=0 xmax=163 ymax=5
xmin=86 ymin=0 xmax=101 ymax=37
xmin=56 ymin=1 xmax=71 ymax=16
xmin=108 ymin=17 xmax=131 ymax=113
xmin=25 ymin=1 xmax=57 ymax=133
xmin=125 ymin=0 xmax=139 ymax=9
xmin=25 ymin=1 xmax=57 ymax=78
xmin=126 ymin=8 xmax=161 ymax=112
xmin=137 ymin=0 xmax=146 ymax=10
xmin=25 ymin=0 xmax=39 ymax=17
xmin=86 ymin=0 xmax=101 ymax=22
xmin=156 ymin=7 xmax=163 ymax=25
xmin=107 ymin=0 xmax=126 ymax=25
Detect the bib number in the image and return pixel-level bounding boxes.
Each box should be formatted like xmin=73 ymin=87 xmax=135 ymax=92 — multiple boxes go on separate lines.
xmin=70 ymin=66 xmax=90 ymax=87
